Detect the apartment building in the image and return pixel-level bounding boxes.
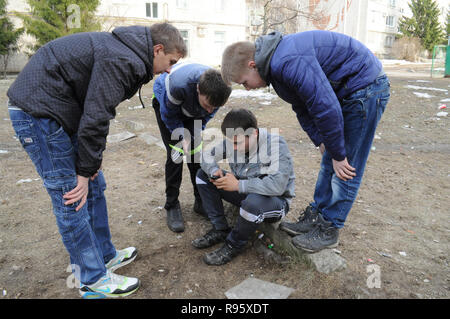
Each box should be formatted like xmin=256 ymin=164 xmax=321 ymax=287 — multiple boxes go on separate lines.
xmin=4 ymin=0 xmax=448 ymax=71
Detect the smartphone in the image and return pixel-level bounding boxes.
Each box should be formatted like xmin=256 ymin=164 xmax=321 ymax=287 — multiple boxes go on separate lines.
xmin=210 ymin=175 xmax=220 ymax=180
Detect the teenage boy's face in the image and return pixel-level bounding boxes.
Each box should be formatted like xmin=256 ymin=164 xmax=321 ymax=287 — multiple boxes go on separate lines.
xmin=197 ymin=86 xmax=217 ymax=114
xmin=231 ymin=130 xmax=258 ymax=154
xmin=153 ymin=44 xmax=182 ymax=75
xmin=236 ymin=61 xmax=267 ymax=90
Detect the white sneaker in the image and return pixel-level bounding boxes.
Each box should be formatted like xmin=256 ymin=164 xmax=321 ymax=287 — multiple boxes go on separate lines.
xmin=106 ymin=247 xmax=137 ymax=272
xmin=79 ymin=270 xmax=140 ymax=299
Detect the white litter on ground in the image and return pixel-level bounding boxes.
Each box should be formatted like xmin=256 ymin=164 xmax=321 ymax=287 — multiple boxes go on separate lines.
xmin=405 ymin=85 xmax=448 ymax=92
xmin=440 ymin=98 xmax=450 ymax=102
xmin=230 ymin=89 xmax=278 ymax=100
xmin=413 ymin=92 xmax=434 ymax=98
xmin=0 ymin=150 xmax=8 ymax=154
xmin=436 ymin=112 xmax=448 ymax=117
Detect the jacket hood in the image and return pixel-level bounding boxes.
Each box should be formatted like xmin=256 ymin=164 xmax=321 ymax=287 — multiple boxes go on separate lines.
xmin=255 ymin=31 xmax=283 ymax=85
xmin=112 ymin=26 xmax=154 ymax=83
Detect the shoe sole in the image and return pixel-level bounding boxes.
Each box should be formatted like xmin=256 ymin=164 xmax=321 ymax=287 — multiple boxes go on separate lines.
xmin=280 ymin=224 xmax=317 ymax=236
xmin=108 ymin=249 xmax=138 ymax=273
xmin=292 ymin=240 xmax=339 ymax=253
xmin=79 ymin=281 xmax=140 ymax=299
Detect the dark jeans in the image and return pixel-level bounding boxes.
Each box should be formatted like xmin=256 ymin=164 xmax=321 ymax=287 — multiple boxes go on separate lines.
xmin=196 ymin=169 xmax=288 ymax=249
xmin=152 ymin=98 xmax=202 ymax=210
xmin=8 ymin=106 xmax=116 ymax=285
xmin=311 ymin=74 xmax=390 ymax=228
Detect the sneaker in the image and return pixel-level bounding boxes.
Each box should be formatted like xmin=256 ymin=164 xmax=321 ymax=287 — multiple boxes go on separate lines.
xmin=192 ymin=228 xmax=230 ymax=249
xmin=79 ymin=270 xmax=140 ymax=299
xmin=105 ymin=247 xmax=137 ymax=272
xmin=203 ymin=242 xmax=243 ymax=266
xmin=166 ymin=206 xmax=184 ymax=233
xmin=291 ymin=214 xmax=339 ymax=253
xmin=193 ymin=198 xmax=208 ymax=218
xmin=279 ymin=205 xmax=319 ymax=236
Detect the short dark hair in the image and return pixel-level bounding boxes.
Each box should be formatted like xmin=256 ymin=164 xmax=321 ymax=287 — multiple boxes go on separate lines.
xmin=198 ymin=69 xmax=232 ymax=107
xmin=221 ymin=108 xmax=258 ymax=137
xmin=150 ymin=23 xmax=187 ymax=57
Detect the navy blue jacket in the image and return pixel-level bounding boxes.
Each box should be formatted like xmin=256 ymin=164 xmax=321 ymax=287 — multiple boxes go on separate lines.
xmin=153 ymin=63 xmax=218 ymax=135
xmin=255 ymin=31 xmax=382 ymax=161
xmin=7 ymin=26 xmax=154 ymax=177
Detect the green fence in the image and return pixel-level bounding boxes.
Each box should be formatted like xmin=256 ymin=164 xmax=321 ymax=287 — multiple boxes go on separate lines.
xmin=431 ymin=45 xmax=449 ymax=78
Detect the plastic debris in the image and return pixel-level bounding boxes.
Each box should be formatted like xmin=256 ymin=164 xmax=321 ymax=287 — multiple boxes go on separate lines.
xmin=436 ymin=111 xmax=448 ymax=117
xmin=378 ymin=252 xmax=392 ymax=258
xmin=438 ymin=104 xmax=447 ymax=110
xmin=268 ymin=244 xmax=274 ymax=249
xmin=399 ymin=251 xmax=407 ymax=257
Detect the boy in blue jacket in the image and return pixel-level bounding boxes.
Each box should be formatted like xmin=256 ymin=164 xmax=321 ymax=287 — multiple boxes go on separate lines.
xmin=221 ymin=30 xmax=390 ymax=253
xmin=7 ymin=23 xmax=186 ymax=298
xmin=152 ymin=63 xmax=231 ymax=233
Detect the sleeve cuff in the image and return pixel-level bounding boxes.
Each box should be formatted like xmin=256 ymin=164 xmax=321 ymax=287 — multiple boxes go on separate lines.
xmin=238 ymin=180 xmax=248 ymax=194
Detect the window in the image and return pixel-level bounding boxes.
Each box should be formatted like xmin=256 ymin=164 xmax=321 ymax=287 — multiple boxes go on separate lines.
xmin=214 ymin=31 xmax=226 ymax=56
xmin=389 ymin=0 xmax=396 ymax=8
xmin=385 ymin=15 xmax=395 ymax=27
xmin=176 ymin=0 xmax=188 ymax=9
xmin=215 ymin=0 xmax=226 ymax=12
xmin=146 ymin=2 xmax=158 ymax=18
xmin=180 ymin=30 xmax=189 ymax=56
xmin=385 ymin=35 xmax=394 ymax=47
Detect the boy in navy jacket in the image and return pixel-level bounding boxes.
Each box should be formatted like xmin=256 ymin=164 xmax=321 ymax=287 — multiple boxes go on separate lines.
xmin=221 ymin=30 xmax=390 ymax=252
xmin=152 ymin=63 xmax=231 ymax=233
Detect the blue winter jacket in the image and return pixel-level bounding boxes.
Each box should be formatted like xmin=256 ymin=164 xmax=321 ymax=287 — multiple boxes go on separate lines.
xmin=153 ymin=63 xmax=218 ymax=135
xmin=255 ymin=30 xmax=382 ymax=161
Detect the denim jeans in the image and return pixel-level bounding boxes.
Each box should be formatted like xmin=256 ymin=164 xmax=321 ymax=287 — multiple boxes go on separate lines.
xmin=196 ymin=169 xmax=288 ymax=249
xmin=8 ymin=106 xmax=116 ymax=285
xmin=311 ymin=74 xmax=390 ymax=228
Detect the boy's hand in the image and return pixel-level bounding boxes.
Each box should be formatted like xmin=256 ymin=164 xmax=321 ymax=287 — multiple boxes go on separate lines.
xmin=210 ymin=169 xmax=224 ymax=181
xmin=319 ymin=143 xmax=326 ymax=155
xmin=332 ymin=158 xmax=356 ymax=181
xmin=63 ymin=175 xmax=90 ymax=212
xmin=212 ymin=172 xmax=239 ymax=192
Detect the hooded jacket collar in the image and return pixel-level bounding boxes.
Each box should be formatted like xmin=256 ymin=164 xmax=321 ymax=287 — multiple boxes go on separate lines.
xmin=254 ymin=31 xmax=283 ymax=85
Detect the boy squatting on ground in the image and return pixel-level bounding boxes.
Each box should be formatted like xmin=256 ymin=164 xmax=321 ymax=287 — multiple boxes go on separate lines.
xmin=221 ymin=30 xmax=390 ymax=253
xmin=7 ymin=23 xmax=186 ymax=298
xmin=193 ymin=108 xmax=295 ymax=266
xmin=152 ymin=63 xmax=231 ymax=233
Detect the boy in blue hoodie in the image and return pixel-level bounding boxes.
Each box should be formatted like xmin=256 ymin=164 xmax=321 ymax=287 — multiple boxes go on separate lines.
xmin=221 ymin=30 xmax=390 ymax=253
xmin=152 ymin=63 xmax=231 ymax=233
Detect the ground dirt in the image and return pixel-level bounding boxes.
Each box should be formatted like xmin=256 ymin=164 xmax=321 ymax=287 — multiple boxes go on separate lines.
xmin=0 ymin=63 xmax=448 ymax=299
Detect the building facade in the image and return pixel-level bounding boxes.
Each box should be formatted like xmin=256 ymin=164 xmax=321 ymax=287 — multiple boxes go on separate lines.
xmin=4 ymin=0 xmax=449 ymax=71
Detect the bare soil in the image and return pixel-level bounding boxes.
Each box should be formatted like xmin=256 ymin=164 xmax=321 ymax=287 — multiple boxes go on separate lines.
xmin=0 ymin=64 xmax=448 ymax=299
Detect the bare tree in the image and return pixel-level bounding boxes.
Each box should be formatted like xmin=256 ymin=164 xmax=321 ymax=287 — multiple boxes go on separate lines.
xmin=247 ymin=0 xmax=330 ymax=39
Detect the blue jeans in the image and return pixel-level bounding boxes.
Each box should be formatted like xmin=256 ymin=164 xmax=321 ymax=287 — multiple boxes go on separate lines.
xmin=8 ymin=106 xmax=116 ymax=285
xmin=311 ymin=75 xmax=390 ymax=228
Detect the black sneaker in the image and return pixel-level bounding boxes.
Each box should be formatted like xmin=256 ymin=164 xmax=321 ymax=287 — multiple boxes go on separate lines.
xmin=291 ymin=213 xmax=339 ymax=253
xmin=166 ymin=206 xmax=184 ymax=233
xmin=193 ymin=198 xmax=208 ymax=218
xmin=279 ymin=205 xmax=319 ymax=236
xmin=192 ymin=228 xmax=230 ymax=249
xmin=203 ymin=242 xmax=242 ymax=266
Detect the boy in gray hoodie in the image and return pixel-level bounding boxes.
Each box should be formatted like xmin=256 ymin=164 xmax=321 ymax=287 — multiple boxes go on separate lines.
xmin=193 ymin=109 xmax=295 ymax=265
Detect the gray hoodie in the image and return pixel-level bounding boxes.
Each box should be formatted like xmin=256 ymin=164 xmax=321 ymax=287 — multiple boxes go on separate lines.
xmin=201 ymin=128 xmax=295 ymax=206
